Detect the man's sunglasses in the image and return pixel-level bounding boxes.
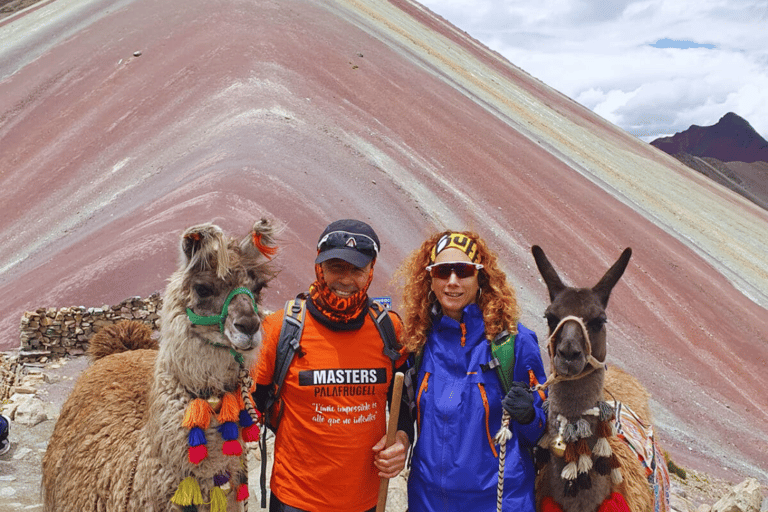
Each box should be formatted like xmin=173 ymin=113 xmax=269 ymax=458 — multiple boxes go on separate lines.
xmin=425 ymin=261 xmax=484 ymax=280
xmin=317 ymin=230 xmax=380 ymax=257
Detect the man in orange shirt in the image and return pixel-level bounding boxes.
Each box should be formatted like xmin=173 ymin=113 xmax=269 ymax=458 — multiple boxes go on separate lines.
xmin=255 ymin=219 xmax=413 ymax=512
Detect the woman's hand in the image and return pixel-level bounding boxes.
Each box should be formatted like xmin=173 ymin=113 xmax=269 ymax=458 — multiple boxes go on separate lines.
xmin=502 ymin=382 xmax=535 ymax=424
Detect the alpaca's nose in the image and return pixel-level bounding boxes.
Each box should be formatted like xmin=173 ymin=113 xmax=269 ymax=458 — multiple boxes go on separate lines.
xmin=234 ymin=316 xmax=260 ymax=336
xmin=557 ymin=342 xmax=582 ymax=362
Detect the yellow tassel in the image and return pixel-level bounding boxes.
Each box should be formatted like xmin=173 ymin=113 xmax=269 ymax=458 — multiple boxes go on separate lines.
xmin=171 ymin=476 xmax=204 ymax=506
xmin=209 ymin=486 xmax=228 ymax=512
xmin=218 ymin=392 xmax=240 ymax=423
xmin=182 ymin=398 xmax=212 ymax=429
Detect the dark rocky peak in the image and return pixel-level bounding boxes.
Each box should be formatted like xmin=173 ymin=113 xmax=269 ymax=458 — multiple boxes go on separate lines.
xmin=651 ymin=112 xmax=768 ymax=163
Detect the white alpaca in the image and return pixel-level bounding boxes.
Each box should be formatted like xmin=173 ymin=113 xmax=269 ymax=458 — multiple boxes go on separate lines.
xmin=42 ymin=219 xmax=279 ymax=511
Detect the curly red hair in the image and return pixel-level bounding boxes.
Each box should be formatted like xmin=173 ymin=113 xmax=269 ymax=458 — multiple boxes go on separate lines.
xmin=396 ymin=231 xmax=519 ymax=353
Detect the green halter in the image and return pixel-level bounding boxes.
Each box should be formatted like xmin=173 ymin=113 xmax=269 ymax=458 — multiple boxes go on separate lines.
xmin=186 ymin=287 xmax=258 ymax=364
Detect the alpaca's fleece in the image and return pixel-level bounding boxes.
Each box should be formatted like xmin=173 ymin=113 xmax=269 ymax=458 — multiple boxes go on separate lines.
xmin=42 ymin=349 xmax=155 ymax=510
xmin=604 ymin=365 xmax=652 ymax=424
xmin=42 ymin=219 xmax=280 ymax=512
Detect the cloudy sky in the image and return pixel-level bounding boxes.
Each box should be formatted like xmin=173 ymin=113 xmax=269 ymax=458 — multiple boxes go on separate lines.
xmin=419 ymin=0 xmax=768 ymax=142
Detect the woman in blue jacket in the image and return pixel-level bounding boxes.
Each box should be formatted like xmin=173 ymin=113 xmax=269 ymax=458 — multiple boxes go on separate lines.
xmin=399 ymin=231 xmax=547 ymax=511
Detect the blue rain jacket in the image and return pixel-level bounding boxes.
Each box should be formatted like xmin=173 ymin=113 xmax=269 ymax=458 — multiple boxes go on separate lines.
xmin=407 ymin=303 xmax=547 ymax=511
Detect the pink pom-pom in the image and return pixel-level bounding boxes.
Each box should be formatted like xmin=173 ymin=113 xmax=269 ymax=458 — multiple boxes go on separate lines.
xmin=188 ymin=444 xmax=208 ymax=465
xmin=236 ymin=483 xmax=249 ymax=501
xmin=242 ymin=423 xmax=260 ymax=443
xmin=222 ymin=439 xmax=242 ymax=456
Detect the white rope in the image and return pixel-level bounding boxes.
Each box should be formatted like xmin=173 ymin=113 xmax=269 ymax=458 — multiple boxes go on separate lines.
xmin=494 ymin=410 xmax=513 ymax=511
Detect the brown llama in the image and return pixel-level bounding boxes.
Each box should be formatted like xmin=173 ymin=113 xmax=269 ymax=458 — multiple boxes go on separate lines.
xmin=42 ymin=219 xmax=279 ymax=512
xmin=531 ymin=245 xmax=669 ymax=512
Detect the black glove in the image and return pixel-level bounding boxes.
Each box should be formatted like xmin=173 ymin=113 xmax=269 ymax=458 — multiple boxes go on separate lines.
xmin=502 ymin=382 xmax=535 ymax=424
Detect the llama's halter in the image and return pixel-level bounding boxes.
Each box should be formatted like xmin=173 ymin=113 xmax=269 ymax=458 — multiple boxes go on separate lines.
xmin=536 ymin=315 xmax=606 ymax=391
xmin=186 ymin=287 xmax=258 ymax=364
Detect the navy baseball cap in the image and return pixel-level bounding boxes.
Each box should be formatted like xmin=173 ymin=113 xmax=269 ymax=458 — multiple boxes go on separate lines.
xmin=315 ymin=219 xmax=380 ymax=268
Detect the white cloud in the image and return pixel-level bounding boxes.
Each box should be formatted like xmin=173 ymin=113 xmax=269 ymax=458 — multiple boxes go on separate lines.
xmin=419 ymin=0 xmax=768 ymax=141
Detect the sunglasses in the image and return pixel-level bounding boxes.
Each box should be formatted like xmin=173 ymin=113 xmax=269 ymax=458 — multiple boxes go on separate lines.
xmin=317 ymin=230 xmax=380 ymax=257
xmin=426 ymin=261 xmax=484 ymax=280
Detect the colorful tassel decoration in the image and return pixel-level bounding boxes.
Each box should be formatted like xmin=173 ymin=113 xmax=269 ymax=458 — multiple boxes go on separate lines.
xmin=209 ymin=486 xmax=228 ymax=512
xmin=218 ymin=421 xmax=239 ymax=440
xmin=541 ymin=497 xmax=564 ymax=512
xmin=183 ymin=399 xmax=212 ymax=429
xmin=222 ymin=439 xmax=242 ymax=456
xmin=218 ymin=392 xmax=241 ymax=423
xmin=213 ymin=472 xmax=231 ymax=487
xmin=594 ymin=455 xmax=612 ymax=475
xmin=189 ymin=427 xmax=207 ymax=447
xmin=236 ymin=483 xmax=249 ymax=502
xmin=598 ymin=493 xmax=631 ymax=512
xmin=188 ymin=444 xmax=208 ymax=465
xmin=238 ymin=409 xmax=254 ymax=427
xmin=593 ymin=437 xmax=611 ymax=457
xmin=561 ymin=461 xmax=578 ymax=481
xmin=171 ymin=476 xmax=204 ymax=506
xmin=241 ymin=423 xmax=260 ymax=443
xmin=610 ymin=454 xmax=623 ymax=484
xmin=577 ymin=470 xmax=592 ymax=490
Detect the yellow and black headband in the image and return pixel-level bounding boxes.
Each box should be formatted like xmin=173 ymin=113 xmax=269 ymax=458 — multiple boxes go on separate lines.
xmin=430 ymin=233 xmax=480 ymax=263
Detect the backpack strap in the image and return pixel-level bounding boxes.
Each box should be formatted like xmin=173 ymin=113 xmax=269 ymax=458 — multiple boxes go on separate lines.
xmin=368 ymin=299 xmax=401 ymax=369
xmin=480 ymin=330 xmax=516 ymax=394
xmin=260 ymin=293 xmax=307 ymax=507
xmin=268 ymin=294 xmax=307 ymax=428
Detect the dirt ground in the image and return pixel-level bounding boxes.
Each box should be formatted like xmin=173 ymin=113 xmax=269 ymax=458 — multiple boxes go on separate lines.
xmin=0 ymin=354 xmax=754 ymax=512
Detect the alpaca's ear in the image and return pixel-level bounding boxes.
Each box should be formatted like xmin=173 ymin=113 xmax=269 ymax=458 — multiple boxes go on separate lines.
xmin=180 ymin=224 xmax=229 ymax=278
xmin=532 ymin=245 xmax=566 ymax=302
xmin=241 ymin=217 xmax=280 ymax=260
xmin=592 ymin=248 xmax=632 ymax=307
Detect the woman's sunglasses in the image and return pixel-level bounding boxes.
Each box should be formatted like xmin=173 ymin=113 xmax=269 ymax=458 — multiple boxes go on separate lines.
xmin=426 ymin=261 xmax=484 ymax=280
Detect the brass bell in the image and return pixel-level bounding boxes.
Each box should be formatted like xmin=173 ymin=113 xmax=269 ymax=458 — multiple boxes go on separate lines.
xmin=550 ymin=435 xmax=567 ymax=458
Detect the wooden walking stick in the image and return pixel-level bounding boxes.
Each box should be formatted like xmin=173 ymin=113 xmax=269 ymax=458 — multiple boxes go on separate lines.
xmin=376 ymin=371 xmax=404 ymax=512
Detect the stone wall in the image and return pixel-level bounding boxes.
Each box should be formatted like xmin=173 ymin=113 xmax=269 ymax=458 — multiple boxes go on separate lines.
xmin=17 ymin=293 xmax=162 ymax=362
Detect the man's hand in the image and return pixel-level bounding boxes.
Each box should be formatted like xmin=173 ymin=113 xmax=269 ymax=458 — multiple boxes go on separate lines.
xmin=372 ymin=430 xmax=409 ymax=479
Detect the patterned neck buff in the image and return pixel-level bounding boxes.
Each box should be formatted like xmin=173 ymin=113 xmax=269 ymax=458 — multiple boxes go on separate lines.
xmin=430 ymin=233 xmax=480 ymax=263
xmin=308 ymin=261 xmax=374 ymax=328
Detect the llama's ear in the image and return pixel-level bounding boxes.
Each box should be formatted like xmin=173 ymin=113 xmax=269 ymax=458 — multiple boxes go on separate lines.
xmin=241 ymin=217 xmax=280 ymax=260
xmin=532 ymin=245 xmax=566 ymax=302
xmin=592 ymin=248 xmax=632 ymax=307
xmin=180 ymin=224 xmax=229 ymax=278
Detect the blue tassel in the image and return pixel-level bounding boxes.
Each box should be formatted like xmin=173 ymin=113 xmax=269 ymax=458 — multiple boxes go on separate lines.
xmin=188 ymin=427 xmax=207 ymax=447
xmin=218 ymin=421 xmax=239 ymax=441
xmin=239 ymin=409 xmax=254 ymax=427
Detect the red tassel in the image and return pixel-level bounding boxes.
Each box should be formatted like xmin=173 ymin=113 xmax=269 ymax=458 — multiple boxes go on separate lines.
xmin=597 ymin=492 xmax=630 ymax=512
xmin=541 ymin=497 xmax=564 ymax=512
xmin=236 ymin=483 xmax=249 ymax=502
xmin=222 ymin=439 xmax=242 ymax=456
xmin=242 ymin=423 xmax=260 ymax=443
xmin=188 ymin=444 xmax=208 ymax=465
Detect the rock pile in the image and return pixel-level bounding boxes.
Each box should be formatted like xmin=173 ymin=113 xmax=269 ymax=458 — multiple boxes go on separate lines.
xmin=17 ymin=293 xmax=162 ymax=362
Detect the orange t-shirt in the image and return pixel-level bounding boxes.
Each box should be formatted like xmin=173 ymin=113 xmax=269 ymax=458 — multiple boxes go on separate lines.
xmin=256 ymin=306 xmax=403 ymax=512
